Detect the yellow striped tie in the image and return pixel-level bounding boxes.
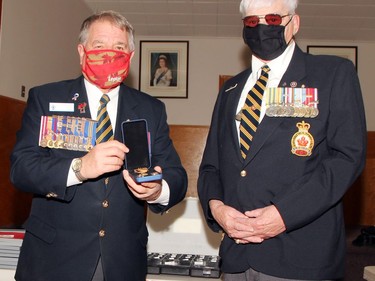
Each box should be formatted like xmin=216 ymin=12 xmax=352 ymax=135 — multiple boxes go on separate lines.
xmin=240 ymin=65 xmax=270 ymax=159
xmin=96 ymin=94 xmax=114 ymax=144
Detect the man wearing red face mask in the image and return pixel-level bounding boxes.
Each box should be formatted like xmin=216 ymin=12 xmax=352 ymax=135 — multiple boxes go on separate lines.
xmin=10 ymin=11 xmax=187 ymax=281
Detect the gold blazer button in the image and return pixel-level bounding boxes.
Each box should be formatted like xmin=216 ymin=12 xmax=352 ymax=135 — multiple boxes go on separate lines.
xmin=102 ymin=200 xmax=109 ymax=208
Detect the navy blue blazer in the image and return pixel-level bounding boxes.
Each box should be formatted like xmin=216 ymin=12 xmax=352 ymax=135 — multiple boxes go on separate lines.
xmin=10 ymin=76 xmax=187 ymax=281
xmin=198 ymin=46 xmax=366 ymax=279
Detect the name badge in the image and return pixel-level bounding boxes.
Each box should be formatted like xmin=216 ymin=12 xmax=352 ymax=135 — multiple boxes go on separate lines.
xmin=49 ymin=102 xmax=74 ymax=112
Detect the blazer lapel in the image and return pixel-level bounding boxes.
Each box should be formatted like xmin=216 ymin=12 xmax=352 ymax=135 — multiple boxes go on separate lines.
xmin=106 ymin=84 xmax=140 ymax=195
xmin=68 ymin=76 xmax=91 ymax=119
xmin=223 ymin=69 xmax=252 ymax=162
xmin=113 ymin=84 xmax=139 ymax=141
xmin=279 ymin=46 xmax=307 ymax=88
xmin=243 ymin=116 xmax=284 ymax=165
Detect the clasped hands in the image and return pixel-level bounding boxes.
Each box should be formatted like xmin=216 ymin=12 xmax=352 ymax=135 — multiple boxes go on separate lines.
xmin=79 ymin=140 xmax=162 ymax=201
xmin=209 ymin=200 xmax=286 ymax=244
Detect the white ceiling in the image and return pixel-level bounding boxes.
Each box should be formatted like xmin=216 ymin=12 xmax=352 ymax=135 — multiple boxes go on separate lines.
xmin=83 ymin=0 xmax=375 ymax=42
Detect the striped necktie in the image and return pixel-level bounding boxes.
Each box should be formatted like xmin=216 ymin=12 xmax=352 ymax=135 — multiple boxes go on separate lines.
xmin=96 ymin=94 xmax=114 ymax=144
xmin=239 ymin=65 xmax=270 ymax=159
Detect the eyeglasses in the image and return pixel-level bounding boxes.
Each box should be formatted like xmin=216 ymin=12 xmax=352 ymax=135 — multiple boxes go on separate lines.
xmin=243 ymin=14 xmax=292 ymax=28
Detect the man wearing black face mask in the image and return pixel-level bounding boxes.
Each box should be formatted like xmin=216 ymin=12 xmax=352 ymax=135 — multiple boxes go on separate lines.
xmin=242 ymin=13 xmax=294 ymax=61
xmin=198 ymin=0 xmax=366 ymax=280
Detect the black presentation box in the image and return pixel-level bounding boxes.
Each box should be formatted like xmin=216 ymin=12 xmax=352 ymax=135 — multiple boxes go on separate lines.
xmin=121 ymin=119 xmax=162 ymax=183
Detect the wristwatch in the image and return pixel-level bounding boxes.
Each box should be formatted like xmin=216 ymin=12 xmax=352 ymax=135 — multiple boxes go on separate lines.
xmin=72 ymin=158 xmax=87 ymax=182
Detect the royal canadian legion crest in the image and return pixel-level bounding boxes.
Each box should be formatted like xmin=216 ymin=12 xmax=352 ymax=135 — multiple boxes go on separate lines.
xmin=291 ymin=121 xmax=314 ymax=157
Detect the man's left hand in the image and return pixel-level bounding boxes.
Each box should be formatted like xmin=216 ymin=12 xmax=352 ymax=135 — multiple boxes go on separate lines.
xmin=123 ymin=166 xmax=162 ymax=201
xmin=238 ymin=205 xmax=286 ymax=243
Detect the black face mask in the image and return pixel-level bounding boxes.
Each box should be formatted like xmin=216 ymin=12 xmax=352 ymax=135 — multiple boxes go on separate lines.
xmin=243 ymin=21 xmax=292 ymax=61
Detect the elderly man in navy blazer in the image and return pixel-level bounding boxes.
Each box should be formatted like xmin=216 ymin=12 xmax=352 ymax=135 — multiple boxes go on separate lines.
xmin=198 ymin=0 xmax=366 ymax=280
xmin=10 ymin=10 xmax=187 ymax=281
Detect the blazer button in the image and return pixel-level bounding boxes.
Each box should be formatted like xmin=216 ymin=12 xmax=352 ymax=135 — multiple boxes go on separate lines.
xmin=99 ymin=230 xmax=106 ymax=237
xmin=46 ymin=192 xmax=58 ymax=198
xmin=102 ymin=200 xmax=109 ymax=208
xmin=240 ymin=170 xmax=247 ymax=177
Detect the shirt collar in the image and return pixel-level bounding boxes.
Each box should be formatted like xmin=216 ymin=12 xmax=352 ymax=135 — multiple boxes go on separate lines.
xmin=84 ymin=78 xmax=120 ymax=120
xmin=84 ymin=78 xmax=120 ymax=101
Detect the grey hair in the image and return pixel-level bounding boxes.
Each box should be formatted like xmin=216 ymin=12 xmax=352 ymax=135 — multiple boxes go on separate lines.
xmin=239 ymin=0 xmax=298 ymax=17
xmin=78 ymin=10 xmax=135 ymax=52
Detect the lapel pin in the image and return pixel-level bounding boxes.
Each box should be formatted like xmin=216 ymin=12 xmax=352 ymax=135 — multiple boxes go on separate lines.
xmin=78 ymin=102 xmax=87 ymax=114
xmin=225 ymin=84 xmax=238 ymax=92
xmin=72 ymin=93 xmax=79 ymax=101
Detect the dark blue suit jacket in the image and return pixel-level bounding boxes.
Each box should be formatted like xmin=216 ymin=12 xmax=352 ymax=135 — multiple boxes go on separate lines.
xmin=10 ymin=76 xmax=187 ymax=281
xmin=198 ymin=46 xmax=366 ymax=279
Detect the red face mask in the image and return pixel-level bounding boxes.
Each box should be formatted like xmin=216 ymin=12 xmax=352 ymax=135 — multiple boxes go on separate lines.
xmin=81 ymin=49 xmax=132 ymax=89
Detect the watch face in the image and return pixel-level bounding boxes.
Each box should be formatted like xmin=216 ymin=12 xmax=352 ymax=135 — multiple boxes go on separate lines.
xmin=73 ymin=159 xmax=81 ymax=171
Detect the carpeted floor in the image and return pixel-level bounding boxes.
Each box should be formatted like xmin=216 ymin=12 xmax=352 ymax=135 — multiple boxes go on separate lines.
xmin=344 ymin=225 xmax=375 ymax=281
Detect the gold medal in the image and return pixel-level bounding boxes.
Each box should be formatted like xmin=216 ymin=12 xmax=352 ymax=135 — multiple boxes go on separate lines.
xmin=134 ymin=167 xmax=148 ymax=174
xmin=285 ymin=106 xmax=294 ymax=117
xmin=266 ymin=106 xmax=274 ymax=117
xmin=304 ymin=106 xmax=312 ymax=118
xmin=310 ymin=107 xmax=319 ymax=118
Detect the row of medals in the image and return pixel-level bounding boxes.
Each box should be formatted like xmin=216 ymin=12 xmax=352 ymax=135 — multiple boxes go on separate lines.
xmin=265 ymin=103 xmax=319 ymax=118
xmin=39 ymin=115 xmax=96 ymax=152
xmin=265 ymin=87 xmax=319 ymax=118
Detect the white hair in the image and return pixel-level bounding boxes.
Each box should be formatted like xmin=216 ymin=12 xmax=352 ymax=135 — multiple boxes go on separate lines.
xmin=79 ymin=10 xmax=135 ymax=52
xmin=239 ymin=0 xmax=298 ymax=17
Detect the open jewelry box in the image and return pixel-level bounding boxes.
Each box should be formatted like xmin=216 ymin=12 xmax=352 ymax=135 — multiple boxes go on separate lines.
xmin=121 ymin=119 xmax=162 ymax=183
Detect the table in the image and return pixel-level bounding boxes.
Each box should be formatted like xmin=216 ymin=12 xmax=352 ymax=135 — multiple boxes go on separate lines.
xmin=0 ymin=269 xmax=223 ymax=281
xmin=147 ymin=274 xmax=222 ymax=280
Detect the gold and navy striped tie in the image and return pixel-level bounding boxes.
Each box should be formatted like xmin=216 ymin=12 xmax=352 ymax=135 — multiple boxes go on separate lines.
xmin=239 ymin=65 xmax=270 ymax=159
xmin=96 ymin=94 xmax=114 ymax=144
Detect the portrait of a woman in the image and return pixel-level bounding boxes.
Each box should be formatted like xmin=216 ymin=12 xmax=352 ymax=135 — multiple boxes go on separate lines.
xmin=152 ymin=54 xmax=173 ymax=87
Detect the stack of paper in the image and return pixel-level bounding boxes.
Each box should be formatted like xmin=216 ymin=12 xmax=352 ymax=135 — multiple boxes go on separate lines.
xmin=0 ymin=230 xmax=24 ymax=270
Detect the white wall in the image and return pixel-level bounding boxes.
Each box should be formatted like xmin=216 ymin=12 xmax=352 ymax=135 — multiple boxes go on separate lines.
xmin=131 ymin=37 xmax=375 ymax=130
xmin=128 ymin=37 xmax=251 ymax=126
xmin=0 ymin=0 xmax=92 ymax=99
xmin=1 ymin=1 xmax=374 ymax=130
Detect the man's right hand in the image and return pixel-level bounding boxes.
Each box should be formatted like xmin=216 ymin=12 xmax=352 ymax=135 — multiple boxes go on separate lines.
xmin=209 ymin=199 xmax=263 ymax=244
xmin=80 ymin=140 xmax=128 ymax=180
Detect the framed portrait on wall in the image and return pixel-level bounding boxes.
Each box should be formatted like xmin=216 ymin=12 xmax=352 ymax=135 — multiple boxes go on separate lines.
xmin=307 ymin=46 xmax=358 ymax=71
xmin=139 ymin=40 xmax=189 ymax=98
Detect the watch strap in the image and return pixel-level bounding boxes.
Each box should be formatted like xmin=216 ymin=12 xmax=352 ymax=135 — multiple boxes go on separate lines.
xmin=75 ymin=170 xmax=87 ymax=182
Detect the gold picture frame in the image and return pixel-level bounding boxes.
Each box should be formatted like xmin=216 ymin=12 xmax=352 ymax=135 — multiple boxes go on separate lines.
xmin=139 ymin=40 xmax=189 ymax=98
